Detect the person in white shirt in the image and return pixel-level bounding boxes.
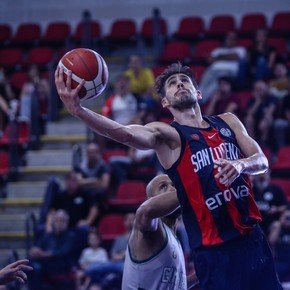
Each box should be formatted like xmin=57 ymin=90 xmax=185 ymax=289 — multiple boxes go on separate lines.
xmin=199 ymin=31 xmax=247 ymax=103
xmin=122 ymin=174 xmax=199 ymax=290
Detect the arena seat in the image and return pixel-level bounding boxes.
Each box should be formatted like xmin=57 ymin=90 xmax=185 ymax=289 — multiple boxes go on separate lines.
xmin=237 ymin=38 xmax=253 ymax=49
xmin=73 ymin=20 xmax=101 ymax=44
xmin=141 ymin=17 xmax=168 ymax=41
xmin=159 ymin=41 xmax=191 ymax=64
xmin=42 ymin=21 xmax=71 ymax=46
xmin=151 ymin=65 xmax=166 ymax=78
xmin=270 ymin=179 xmax=290 ymax=201
xmin=0 ymin=121 xmax=30 ymax=146
xmin=0 ymin=24 xmax=12 ymax=46
xmin=109 ymin=180 xmax=146 ymax=209
xmin=174 ymin=16 xmax=205 ymax=40
xmin=270 ymin=12 xmax=290 ymax=37
xmin=192 ymin=40 xmax=221 ymax=64
xmin=206 ymin=15 xmax=236 ymax=39
xmin=102 ymin=149 xmax=127 ymax=163
xmin=25 ymin=47 xmax=54 ymax=67
xmin=106 ymin=19 xmax=137 ymax=43
xmin=11 ymin=23 xmax=41 ymax=46
xmin=0 ymin=152 xmax=9 ymax=176
xmin=190 ymin=65 xmax=206 ymax=83
xmin=238 ymin=13 xmax=267 ymax=37
xmin=235 ymin=91 xmax=252 ymax=110
xmin=10 ymin=71 xmax=28 ymax=92
xmin=0 ymin=48 xmax=22 ymax=70
xmin=98 ymin=214 xmax=126 ymax=241
xmin=267 ymin=37 xmax=287 ymax=56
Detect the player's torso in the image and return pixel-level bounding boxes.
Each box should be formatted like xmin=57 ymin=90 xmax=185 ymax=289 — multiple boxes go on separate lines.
xmin=122 ymin=224 xmax=187 ymax=290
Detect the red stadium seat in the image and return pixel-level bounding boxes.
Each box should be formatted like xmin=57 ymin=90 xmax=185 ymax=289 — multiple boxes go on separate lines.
xmin=102 ymin=149 xmax=127 ymax=163
xmin=109 ymin=180 xmax=146 ymax=208
xmin=106 ymin=19 xmax=137 ymax=42
xmin=0 ymin=48 xmax=22 ymax=69
xmin=192 ymin=40 xmax=221 ymax=64
xmin=0 ymin=24 xmax=12 ymax=45
xmin=174 ymin=16 xmax=205 ymax=40
xmin=141 ymin=17 xmax=167 ymax=41
xmin=26 ymin=47 xmax=54 ymax=67
xmin=270 ymin=179 xmax=290 ymax=201
xmin=73 ymin=20 xmax=101 ymax=43
xmin=270 ymin=12 xmax=290 ymax=36
xmin=151 ymin=65 xmax=166 ymax=78
xmin=11 ymin=23 xmax=41 ymax=46
xmin=159 ymin=41 xmax=191 ymax=64
xmin=239 ymin=13 xmax=267 ymax=36
xmin=190 ymin=65 xmax=206 ymax=83
xmin=0 ymin=152 xmax=9 ymax=176
xmin=272 ymin=146 xmax=290 ymax=172
xmin=10 ymin=71 xmax=28 ymax=91
xmin=98 ymin=214 xmax=126 ymax=241
xmin=42 ymin=22 xmax=71 ymax=46
xmin=235 ymin=91 xmax=252 ymax=110
xmin=207 ymin=15 xmax=236 ymax=38
xmin=0 ymin=121 xmax=30 ymax=146
xmin=267 ymin=38 xmax=287 ymax=56
xmin=237 ymin=38 xmax=253 ymax=49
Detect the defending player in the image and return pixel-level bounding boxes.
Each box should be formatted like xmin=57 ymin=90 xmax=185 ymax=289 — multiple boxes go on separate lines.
xmin=55 ymin=63 xmax=281 ymax=290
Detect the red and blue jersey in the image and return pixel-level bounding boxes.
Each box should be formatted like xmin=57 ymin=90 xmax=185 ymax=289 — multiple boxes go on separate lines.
xmin=164 ymin=115 xmax=262 ymax=250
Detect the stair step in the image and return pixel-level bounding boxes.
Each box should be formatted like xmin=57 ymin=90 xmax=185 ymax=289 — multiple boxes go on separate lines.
xmin=8 ymin=181 xmax=48 ymax=199
xmin=19 ymin=166 xmax=71 ymax=181
xmin=46 ymin=121 xmax=87 ymax=135
xmin=0 ymin=232 xmax=27 ymax=248
xmin=41 ymin=134 xmax=86 ymax=149
xmin=0 ymin=214 xmax=28 ymax=231
xmin=26 ymin=149 xmax=73 ymax=167
xmin=0 ymin=198 xmax=42 ymax=214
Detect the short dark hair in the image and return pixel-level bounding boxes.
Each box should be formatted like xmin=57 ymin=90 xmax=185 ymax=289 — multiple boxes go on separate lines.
xmin=154 ymin=62 xmax=198 ymax=98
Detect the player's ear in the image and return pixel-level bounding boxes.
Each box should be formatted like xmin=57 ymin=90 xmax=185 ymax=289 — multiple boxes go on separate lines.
xmin=196 ymin=90 xmax=202 ymax=101
xmin=161 ymin=97 xmax=169 ymax=108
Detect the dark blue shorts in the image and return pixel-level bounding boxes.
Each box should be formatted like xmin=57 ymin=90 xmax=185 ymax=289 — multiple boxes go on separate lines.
xmin=193 ymin=226 xmax=282 ymax=290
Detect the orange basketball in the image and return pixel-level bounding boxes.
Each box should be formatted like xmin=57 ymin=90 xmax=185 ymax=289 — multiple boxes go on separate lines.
xmin=58 ymin=48 xmax=109 ymax=100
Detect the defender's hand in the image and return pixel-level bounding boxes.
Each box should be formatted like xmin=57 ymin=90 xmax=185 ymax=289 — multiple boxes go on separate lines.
xmin=55 ymin=67 xmax=85 ymax=116
xmin=214 ymin=159 xmax=244 ymax=187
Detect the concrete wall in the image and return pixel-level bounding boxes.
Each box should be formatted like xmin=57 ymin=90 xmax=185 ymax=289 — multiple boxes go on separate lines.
xmin=0 ymin=0 xmax=289 ymax=35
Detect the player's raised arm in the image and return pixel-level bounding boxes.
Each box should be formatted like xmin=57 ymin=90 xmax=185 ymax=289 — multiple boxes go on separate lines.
xmin=55 ymin=67 xmax=162 ymax=150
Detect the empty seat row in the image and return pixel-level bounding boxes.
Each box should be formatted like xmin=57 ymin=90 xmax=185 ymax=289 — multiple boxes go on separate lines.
xmin=0 ymin=11 xmax=289 ymax=48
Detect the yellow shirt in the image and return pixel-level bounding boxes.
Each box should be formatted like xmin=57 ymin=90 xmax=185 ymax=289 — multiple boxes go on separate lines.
xmin=124 ymin=68 xmax=154 ymax=96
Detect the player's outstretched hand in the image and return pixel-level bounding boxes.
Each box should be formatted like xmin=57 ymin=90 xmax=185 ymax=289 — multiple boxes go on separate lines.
xmin=214 ymin=159 xmax=243 ymax=187
xmin=55 ymin=67 xmax=85 ymax=116
xmin=0 ymin=259 xmax=33 ymax=285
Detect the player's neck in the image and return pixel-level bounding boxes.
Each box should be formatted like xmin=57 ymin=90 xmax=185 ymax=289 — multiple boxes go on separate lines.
xmin=173 ymin=106 xmax=205 ymax=128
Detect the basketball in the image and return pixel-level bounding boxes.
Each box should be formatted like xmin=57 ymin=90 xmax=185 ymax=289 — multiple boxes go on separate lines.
xmin=58 ymin=48 xmax=109 ymax=101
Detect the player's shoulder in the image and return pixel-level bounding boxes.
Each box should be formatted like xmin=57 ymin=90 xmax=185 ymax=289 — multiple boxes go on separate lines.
xmin=218 ymin=112 xmax=241 ymax=125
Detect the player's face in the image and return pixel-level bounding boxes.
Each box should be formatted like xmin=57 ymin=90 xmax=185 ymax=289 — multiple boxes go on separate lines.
xmin=153 ymin=175 xmax=176 ymax=197
xmin=162 ymin=73 xmax=201 ymax=111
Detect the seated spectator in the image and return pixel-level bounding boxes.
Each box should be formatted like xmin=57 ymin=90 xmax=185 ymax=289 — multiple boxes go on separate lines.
xmin=83 ymin=213 xmax=135 ymax=289
xmin=205 ymin=76 xmax=240 ymax=116
xmin=269 ymin=61 xmax=290 ymax=100
xmin=273 ymin=94 xmax=290 ymax=151
xmin=44 ymin=171 xmax=98 ymax=261
xmin=268 ymin=209 xmax=290 ymax=282
xmin=102 ymin=74 xmax=139 ymax=125
xmin=253 ymin=171 xmax=287 ymax=234
xmin=199 ymin=31 xmax=247 ymax=103
xmin=124 ymin=54 xmax=155 ymax=100
xmin=248 ymin=29 xmax=277 ymax=81
xmin=244 ymin=80 xmax=278 ymax=144
xmin=75 ymin=142 xmax=111 ymax=204
xmin=76 ymin=229 xmax=108 ymax=290
xmin=19 ymin=64 xmax=49 ymax=135
xmin=28 ymin=209 xmax=76 ymax=290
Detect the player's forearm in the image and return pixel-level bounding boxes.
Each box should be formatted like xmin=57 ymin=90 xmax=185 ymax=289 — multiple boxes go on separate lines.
xmin=239 ymin=153 xmax=268 ymax=175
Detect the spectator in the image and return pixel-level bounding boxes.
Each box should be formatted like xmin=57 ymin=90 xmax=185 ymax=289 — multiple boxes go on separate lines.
xmin=124 ymin=54 xmax=155 ymax=99
xmin=273 ymin=94 xmax=290 ymax=151
xmin=76 ymin=142 xmax=111 ymax=203
xmin=244 ymin=80 xmax=278 ymax=144
xmin=205 ymin=76 xmax=240 ymax=116
xmin=253 ymin=171 xmax=287 ymax=234
xmin=102 ymin=74 xmax=139 ymax=125
xmin=269 ymin=61 xmax=290 ymax=100
xmin=19 ymin=64 xmax=49 ymax=135
xmin=83 ymin=213 xmax=135 ymax=288
xmin=28 ymin=209 xmax=76 ymax=290
xmin=199 ymin=31 xmax=247 ymax=103
xmin=248 ymin=29 xmax=277 ymax=81
xmin=268 ymin=209 xmax=290 ymax=282
xmin=76 ymin=229 xmax=108 ymax=290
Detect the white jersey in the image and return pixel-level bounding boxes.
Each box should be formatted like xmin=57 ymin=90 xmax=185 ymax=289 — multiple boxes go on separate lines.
xmin=122 ymin=223 xmax=187 ymax=290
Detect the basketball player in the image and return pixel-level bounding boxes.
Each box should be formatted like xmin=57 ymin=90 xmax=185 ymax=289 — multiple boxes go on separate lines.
xmin=0 ymin=259 xmax=32 ymax=285
xmin=122 ymin=174 xmax=199 ymax=290
xmin=55 ymin=63 xmax=282 ymax=290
